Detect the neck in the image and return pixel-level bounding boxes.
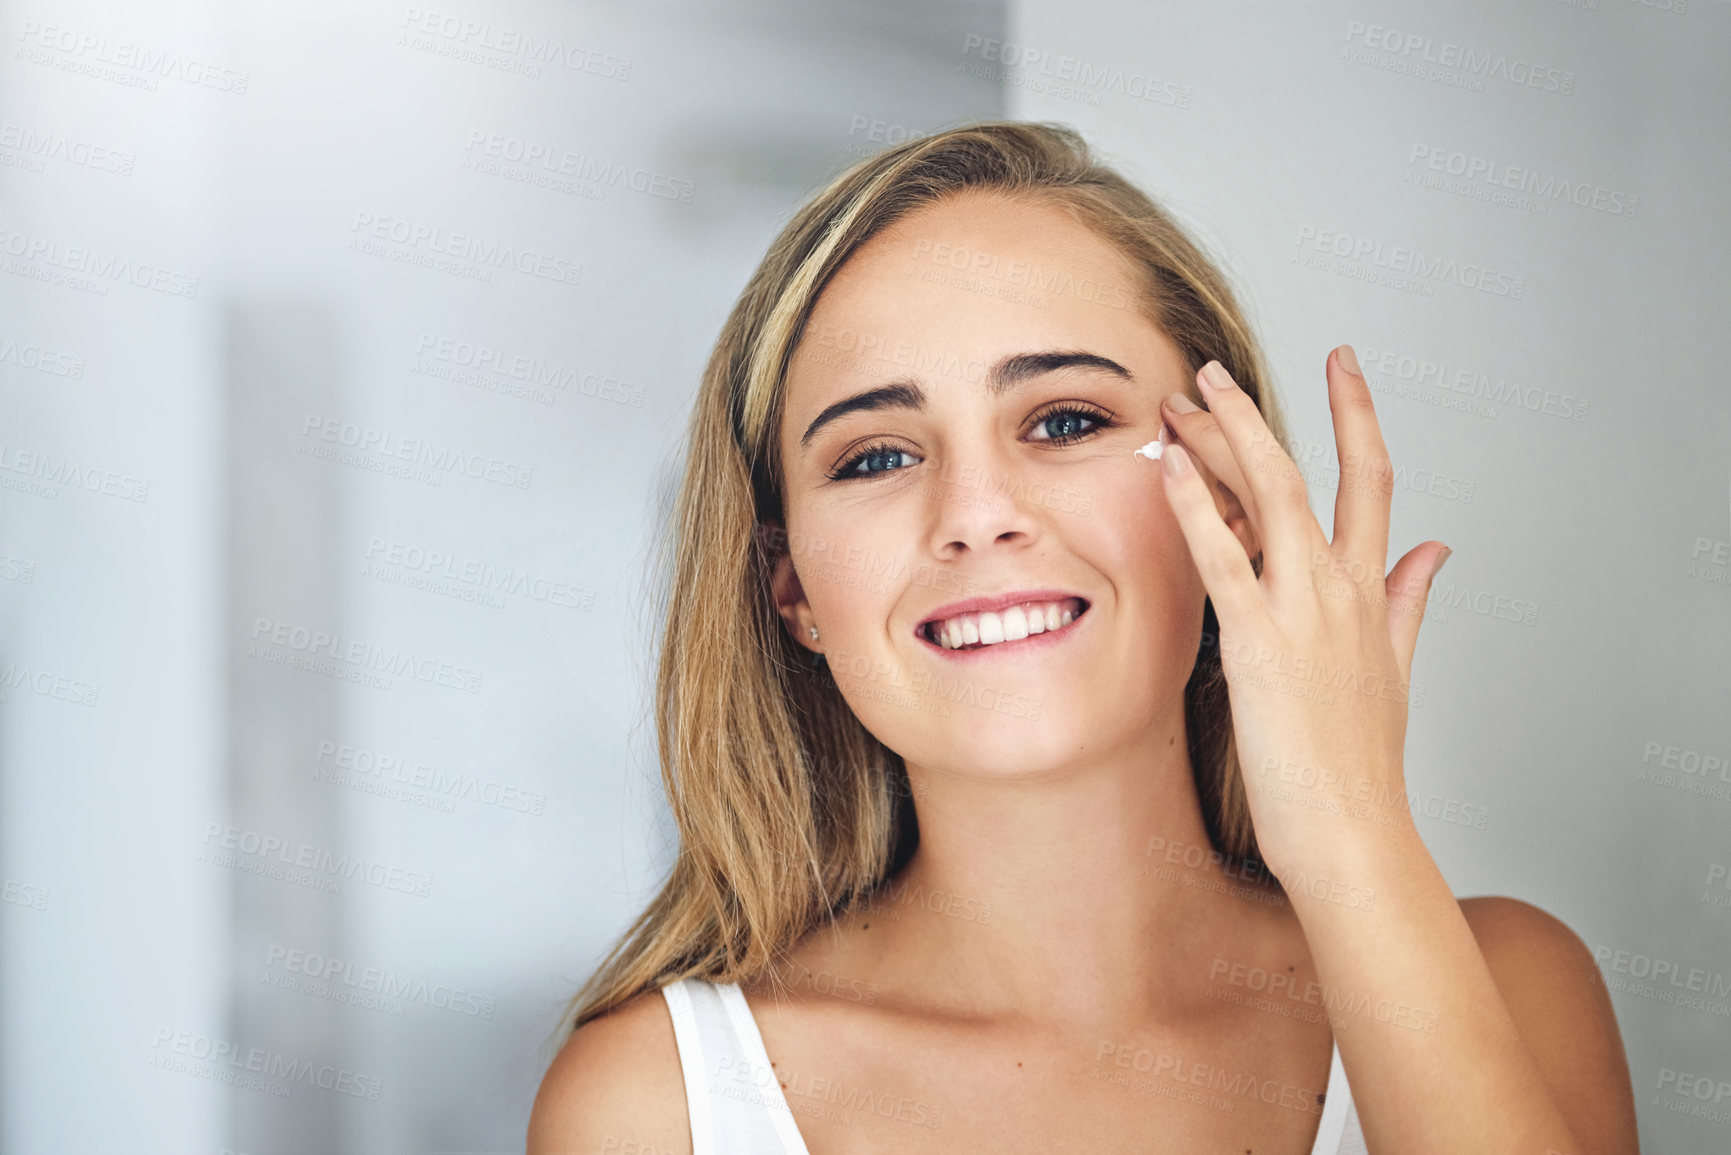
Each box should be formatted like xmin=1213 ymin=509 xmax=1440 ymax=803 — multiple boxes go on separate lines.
xmin=860 ymin=724 xmax=1289 ymax=1032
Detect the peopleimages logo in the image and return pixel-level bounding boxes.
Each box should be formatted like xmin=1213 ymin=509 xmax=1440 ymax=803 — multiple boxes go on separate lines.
xmin=959 ymin=34 xmax=1192 ymax=109
xmin=348 ymin=211 xmax=582 ymax=286
xmin=0 ymin=334 xmax=86 ymax=378
xmin=15 ymin=20 xmax=251 ymax=93
xmin=0 ymin=122 xmax=135 ymax=175
xmin=0 ymin=441 xmax=149 ymax=502
xmin=264 ymin=944 xmax=497 ymax=1019
xmin=1407 ymin=144 xmax=1638 ymax=219
xmin=398 ymin=8 xmax=631 ymax=80
xmin=200 ymin=822 xmax=435 ymax=898
xmin=909 ymin=237 xmax=1131 ymax=311
xmin=0 ymin=225 xmax=199 ymax=298
xmin=1358 ymin=344 xmax=1590 ymax=424
xmin=149 ymin=1028 xmax=381 ymax=1099
xmin=1593 ymin=944 xmax=1731 ymax=1007
xmin=0 ymin=662 xmax=100 ymax=707
xmin=1342 ymin=21 xmax=1575 ymax=95
xmin=314 ymin=739 xmax=548 ymax=816
xmin=463 ymin=130 xmax=694 ymax=203
xmin=248 ymin=615 xmax=485 ymax=694
xmin=1294 ymin=225 xmax=1526 ymax=300
xmin=412 ymin=333 xmax=644 ymax=408
xmin=363 ymin=536 xmax=593 ymax=611
xmin=299 ymin=413 xmax=533 ymax=490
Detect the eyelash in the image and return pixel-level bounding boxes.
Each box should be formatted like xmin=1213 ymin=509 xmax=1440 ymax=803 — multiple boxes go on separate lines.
xmin=1030 ymin=402 xmax=1115 ymax=445
xmin=826 ymin=403 xmax=1116 ymax=481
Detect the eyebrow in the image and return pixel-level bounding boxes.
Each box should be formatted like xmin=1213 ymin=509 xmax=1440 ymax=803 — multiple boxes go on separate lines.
xmin=798 ymin=350 xmax=1133 ymax=448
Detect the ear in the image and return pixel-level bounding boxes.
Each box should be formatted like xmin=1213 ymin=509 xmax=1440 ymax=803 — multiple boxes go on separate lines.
xmin=765 ymin=521 xmax=821 ymax=653
xmin=1192 ymin=457 xmax=1262 ymax=569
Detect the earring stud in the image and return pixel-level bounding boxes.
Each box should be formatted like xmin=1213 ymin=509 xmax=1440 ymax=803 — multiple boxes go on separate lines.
xmin=808 ymin=626 xmax=819 ymax=640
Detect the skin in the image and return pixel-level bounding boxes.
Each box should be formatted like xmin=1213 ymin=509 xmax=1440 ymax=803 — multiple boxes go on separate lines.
xmin=528 ymin=190 xmax=1639 ymax=1154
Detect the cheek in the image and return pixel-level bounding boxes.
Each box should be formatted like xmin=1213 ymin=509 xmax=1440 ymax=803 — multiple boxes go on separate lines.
xmin=1088 ymin=463 xmax=1201 ymax=597
xmin=1083 ymin=471 xmax=1209 ymax=696
xmin=786 ymin=505 xmax=907 ymax=631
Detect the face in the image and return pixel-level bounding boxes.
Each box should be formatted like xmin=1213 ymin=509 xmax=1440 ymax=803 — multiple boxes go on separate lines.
xmin=770 ymin=190 xmax=1254 ymax=779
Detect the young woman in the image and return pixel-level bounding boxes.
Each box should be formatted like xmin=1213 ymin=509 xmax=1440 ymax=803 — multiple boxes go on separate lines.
xmin=528 ymin=122 xmax=1638 ymax=1154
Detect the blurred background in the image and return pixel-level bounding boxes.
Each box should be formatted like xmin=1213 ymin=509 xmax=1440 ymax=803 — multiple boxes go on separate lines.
xmin=1 ymin=0 xmax=1726 ymax=1152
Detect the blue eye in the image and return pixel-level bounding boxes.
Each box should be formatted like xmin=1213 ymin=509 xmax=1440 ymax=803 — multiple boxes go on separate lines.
xmin=830 ymin=442 xmax=920 ymax=480
xmin=825 ymin=403 xmax=1115 ymax=482
xmin=1029 ymin=404 xmax=1113 ymax=445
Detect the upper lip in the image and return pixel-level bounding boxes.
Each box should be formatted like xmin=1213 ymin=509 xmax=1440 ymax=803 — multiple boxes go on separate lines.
xmin=916 ymin=589 xmax=1090 ymax=629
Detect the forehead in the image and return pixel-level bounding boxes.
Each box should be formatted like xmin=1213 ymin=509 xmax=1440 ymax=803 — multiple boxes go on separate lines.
xmin=786 ymin=190 xmax=1155 ymax=409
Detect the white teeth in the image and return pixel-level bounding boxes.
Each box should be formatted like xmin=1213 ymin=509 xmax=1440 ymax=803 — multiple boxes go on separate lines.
xmin=978 ymin=612 xmax=1005 ymax=645
xmin=924 ymin=598 xmax=1086 ymax=651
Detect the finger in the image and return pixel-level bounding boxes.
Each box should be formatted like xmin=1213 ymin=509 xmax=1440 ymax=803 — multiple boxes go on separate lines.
xmin=1160 ymin=393 xmax=1264 ymax=542
xmin=1385 ymin=541 xmax=1451 ymax=682
xmin=1159 ymin=442 xmax=1266 ymax=630
xmin=1326 ymin=346 xmax=1394 ymax=580
xmin=1192 ymin=360 xmax=1319 ymax=575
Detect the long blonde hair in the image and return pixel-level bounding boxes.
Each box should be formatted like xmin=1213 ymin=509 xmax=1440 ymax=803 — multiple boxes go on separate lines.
xmin=564 ymin=120 xmax=1288 ymax=1032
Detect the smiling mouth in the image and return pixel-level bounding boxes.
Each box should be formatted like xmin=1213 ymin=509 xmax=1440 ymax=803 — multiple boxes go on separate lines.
xmin=920 ymin=597 xmax=1090 ymax=652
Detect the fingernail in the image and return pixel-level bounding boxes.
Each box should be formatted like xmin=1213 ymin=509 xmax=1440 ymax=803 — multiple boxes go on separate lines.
xmin=1165 ymin=392 xmax=1201 ymax=414
xmin=1200 ymin=361 xmax=1235 ymax=391
xmin=1337 ymin=345 xmax=1362 ymax=376
xmin=1163 ymin=442 xmax=1192 ymax=476
xmin=1433 ymin=546 xmax=1453 ymax=576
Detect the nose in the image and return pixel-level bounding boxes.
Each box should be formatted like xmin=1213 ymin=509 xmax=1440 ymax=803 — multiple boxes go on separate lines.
xmin=923 ymin=447 xmax=1044 ymax=559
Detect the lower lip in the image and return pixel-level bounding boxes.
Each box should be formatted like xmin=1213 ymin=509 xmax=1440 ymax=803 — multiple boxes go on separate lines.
xmin=914 ymin=606 xmax=1091 ymax=660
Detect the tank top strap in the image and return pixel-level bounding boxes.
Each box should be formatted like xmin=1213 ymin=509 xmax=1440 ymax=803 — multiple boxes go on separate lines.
xmin=660 ymin=978 xmax=811 ymax=1155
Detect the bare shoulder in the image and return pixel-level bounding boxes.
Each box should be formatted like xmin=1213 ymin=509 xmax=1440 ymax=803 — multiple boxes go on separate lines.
xmin=1456 ymin=895 xmax=1610 ymax=1009
xmin=1457 ymin=896 xmax=1639 ymax=1155
xmin=527 ymin=988 xmax=693 ymax=1155
xmin=1458 ymin=895 xmax=1596 ymax=968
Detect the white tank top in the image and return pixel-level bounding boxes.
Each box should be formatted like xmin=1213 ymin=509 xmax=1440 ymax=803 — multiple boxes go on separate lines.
xmin=662 ymin=978 xmax=1366 ymax=1154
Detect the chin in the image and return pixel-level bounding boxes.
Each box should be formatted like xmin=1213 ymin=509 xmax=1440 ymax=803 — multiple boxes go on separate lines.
xmin=894 ymin=711 xmax=1105 ymax=779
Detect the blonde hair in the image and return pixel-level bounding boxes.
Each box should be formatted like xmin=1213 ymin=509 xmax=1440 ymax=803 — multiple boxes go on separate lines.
xmin=563 ymin=120 xmax=1289 ymax=1032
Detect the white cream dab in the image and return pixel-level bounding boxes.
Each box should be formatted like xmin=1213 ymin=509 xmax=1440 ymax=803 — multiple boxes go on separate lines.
xmin=1132 ymin=423 xmax=1169 ymax=461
